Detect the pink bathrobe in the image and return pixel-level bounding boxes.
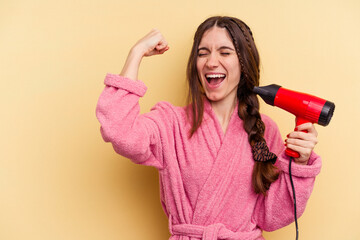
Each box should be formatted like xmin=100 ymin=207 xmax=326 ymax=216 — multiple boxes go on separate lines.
xmin=96 ymin=74 xmax=322 ymax=240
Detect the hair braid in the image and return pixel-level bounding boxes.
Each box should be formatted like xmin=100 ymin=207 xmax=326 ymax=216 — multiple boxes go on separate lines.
xmin=226 ymin=18 xmax=279 ymax=195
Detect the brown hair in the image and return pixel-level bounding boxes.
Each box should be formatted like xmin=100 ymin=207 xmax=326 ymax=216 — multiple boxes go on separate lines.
xmin=186 ymin=16 xmax=279 ymax=195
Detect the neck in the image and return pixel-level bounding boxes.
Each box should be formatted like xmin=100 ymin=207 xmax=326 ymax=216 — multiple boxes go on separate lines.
xmin=210 ymin=96 xmax=237 ymax=133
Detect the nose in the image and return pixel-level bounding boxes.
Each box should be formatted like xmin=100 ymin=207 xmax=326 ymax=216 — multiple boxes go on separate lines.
xmin=205 ymin=53 xmax=219 ymax=69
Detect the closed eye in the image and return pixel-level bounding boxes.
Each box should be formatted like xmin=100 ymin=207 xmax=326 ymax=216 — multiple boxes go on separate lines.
xmin=198 ymin=53 xmax=208 ymax=57
xmin=198 ymin=50 xmax=209 ymax=57
xmin=197 ymin=47 xmax=210 ymax=57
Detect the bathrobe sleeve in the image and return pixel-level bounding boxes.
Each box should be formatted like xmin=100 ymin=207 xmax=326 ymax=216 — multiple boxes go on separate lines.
xmin=252 ymin=114 xmax=322 ymax=231
xmin=95 ymin=73 xmax=173 ymax=169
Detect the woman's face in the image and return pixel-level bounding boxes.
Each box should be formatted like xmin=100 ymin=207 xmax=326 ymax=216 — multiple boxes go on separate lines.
xmin=196 ymin=26 xmax=241 ymax=104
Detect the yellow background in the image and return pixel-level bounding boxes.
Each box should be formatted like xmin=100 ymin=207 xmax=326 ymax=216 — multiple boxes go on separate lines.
xmin=1 ymin=0 xmax=359 ymax=239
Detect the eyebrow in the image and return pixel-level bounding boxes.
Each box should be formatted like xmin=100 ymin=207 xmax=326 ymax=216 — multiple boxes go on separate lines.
xmin=198 ymin=46 xmax=235 ymax=52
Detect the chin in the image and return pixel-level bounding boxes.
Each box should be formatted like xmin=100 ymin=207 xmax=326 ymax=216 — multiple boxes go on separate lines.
xmin=205 ymin=93 xmax=223 ymax=102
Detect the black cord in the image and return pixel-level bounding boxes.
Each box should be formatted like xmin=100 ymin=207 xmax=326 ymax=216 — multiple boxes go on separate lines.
xmin=289 ymin=157 xmax=299 ymax=240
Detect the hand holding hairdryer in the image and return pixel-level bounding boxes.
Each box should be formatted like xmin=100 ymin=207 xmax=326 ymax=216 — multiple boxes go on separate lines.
xmin=253 ymin=84 xmax=335 ymax=159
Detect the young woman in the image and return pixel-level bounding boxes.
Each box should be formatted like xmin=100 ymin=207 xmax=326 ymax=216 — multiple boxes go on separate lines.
xmin=96 ymin=16 xmax=321 ymax=240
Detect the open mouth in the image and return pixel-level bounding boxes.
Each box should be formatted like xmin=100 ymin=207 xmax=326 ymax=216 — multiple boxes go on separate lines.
xmin=205 ymin=73 xmax=226 ymax=86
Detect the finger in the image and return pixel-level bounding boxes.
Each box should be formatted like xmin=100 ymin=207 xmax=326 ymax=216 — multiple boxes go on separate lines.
xmin=286 ymin=143 xmax=312 ymax=159
xmin=155 ymin=39 xmax=168 ymax=50
xmin=287 ymin=131 xmax=318 ymax=143
xmin=157 ymin=45 xmax=170 ymax=54
xmin=288 ymin=122 xmax=318 ymax=140
xmin=285 ymin=137 xmax=317 ymax=150
xmin=296 ymin=122 xmax=317 ymax=134
xmin=285 ymin=141 xmax=310 ymax=165
xmin=295 ymin=122 xmax=312 ymax=130
xmin=146 ymin=44 xmax=169 ymax=57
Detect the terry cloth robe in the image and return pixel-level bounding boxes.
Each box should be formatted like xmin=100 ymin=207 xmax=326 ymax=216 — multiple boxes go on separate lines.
xmin=96 ymin=74 xmax=322 ymax=240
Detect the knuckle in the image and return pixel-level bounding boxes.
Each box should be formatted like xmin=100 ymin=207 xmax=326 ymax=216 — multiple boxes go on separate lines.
xmin=299 ymin=132 xmax=307 ymax=139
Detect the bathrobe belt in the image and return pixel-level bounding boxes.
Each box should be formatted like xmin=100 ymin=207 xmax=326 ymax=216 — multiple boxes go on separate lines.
xmin=169 ymin=215 xmax=259 ymax=240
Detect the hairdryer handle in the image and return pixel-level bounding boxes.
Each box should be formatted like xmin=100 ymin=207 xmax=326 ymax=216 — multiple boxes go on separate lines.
xmin=285 ymin=117 xmax=309 ymax=158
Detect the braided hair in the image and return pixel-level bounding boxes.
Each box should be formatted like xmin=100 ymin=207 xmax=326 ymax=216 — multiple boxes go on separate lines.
xmin=186 ymin=16 xmax=279 ymax=195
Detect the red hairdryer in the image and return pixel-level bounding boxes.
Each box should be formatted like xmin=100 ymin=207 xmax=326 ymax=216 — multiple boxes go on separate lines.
xmin=253 ymin=84 xmax=335 ymax=158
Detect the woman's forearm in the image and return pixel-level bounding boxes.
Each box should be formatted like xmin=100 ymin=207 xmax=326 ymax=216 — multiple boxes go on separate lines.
xmin=120 ymin=47 xmax=144 ymax=80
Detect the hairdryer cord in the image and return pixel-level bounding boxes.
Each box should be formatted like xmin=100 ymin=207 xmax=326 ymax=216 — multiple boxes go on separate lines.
xmin=289 ymin=157 xmax=299 ymax=240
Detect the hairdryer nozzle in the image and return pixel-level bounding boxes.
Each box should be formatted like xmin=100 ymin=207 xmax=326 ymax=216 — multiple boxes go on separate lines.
xmin=253 ymin=84 xmax=281 ymax=106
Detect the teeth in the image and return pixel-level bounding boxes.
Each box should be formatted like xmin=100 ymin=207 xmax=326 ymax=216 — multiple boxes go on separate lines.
xmin=206 ymin=74 xmax=226 ymax=78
